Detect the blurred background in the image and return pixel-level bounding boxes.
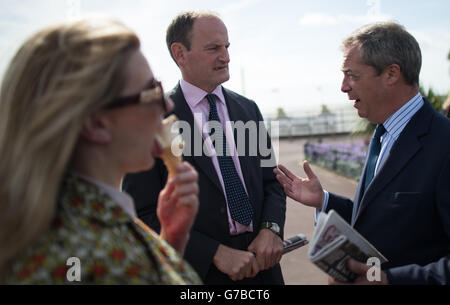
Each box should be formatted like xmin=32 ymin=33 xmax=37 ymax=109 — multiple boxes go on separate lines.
xmin=1 ymin=0 xmax=449 ymax=284
xmin=1 ymin=0 xmax=449 ymax=118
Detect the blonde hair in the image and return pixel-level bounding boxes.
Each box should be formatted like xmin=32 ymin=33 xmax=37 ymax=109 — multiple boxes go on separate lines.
xmin=0 ymin=18 xmax=140 ymax=279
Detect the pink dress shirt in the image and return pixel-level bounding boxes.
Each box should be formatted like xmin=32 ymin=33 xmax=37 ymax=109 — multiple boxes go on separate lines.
xmin=180 ymin=80 xmax=253 ymax=235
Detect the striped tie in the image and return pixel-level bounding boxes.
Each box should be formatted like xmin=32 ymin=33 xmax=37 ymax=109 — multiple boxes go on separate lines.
xmin=206 ymin=94 xmax=254 ymax=226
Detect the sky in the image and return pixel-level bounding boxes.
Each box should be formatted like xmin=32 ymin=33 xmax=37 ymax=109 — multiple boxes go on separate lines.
xmin=0 ymin=0 xmax=449 ymax=117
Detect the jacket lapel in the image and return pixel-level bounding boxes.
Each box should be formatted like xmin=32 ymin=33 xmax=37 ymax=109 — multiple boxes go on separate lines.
xmin=170 ymin=83 xmax=222 ymax=192
xmin=351 ymin=155 xmax=369 ymax=225
xmin=353 ymin=101 xmax=433 ymax=225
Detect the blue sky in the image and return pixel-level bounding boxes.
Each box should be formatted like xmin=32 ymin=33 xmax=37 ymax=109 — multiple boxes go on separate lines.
xmin=1 ymin=0 xmax=449 ymax=117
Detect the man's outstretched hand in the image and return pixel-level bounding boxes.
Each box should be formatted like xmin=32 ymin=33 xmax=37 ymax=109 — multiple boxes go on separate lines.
xmin=274 ymin=161 xmax=324 ymax=210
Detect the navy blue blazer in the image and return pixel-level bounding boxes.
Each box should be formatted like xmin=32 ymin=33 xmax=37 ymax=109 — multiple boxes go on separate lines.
xmin=123 ymin=83 xmax=286 ymax=284
xmin=327 ymin=100 xmax=450 ymax=284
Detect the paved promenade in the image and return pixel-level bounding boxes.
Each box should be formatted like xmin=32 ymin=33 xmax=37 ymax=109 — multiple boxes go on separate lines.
xmin=277 ymin=137 xmax=359 ymax=285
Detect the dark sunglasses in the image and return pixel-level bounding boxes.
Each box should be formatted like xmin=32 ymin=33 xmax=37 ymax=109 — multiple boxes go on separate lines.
xmin=105 ymin=79 xmax=167 ymax=111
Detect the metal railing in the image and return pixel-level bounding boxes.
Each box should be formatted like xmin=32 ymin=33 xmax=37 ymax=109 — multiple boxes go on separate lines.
xmin=265 ymin=107 xmax=361 ymax=138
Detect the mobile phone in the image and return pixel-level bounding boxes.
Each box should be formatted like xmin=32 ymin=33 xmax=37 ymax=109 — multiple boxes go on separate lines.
xmin=283 ymin=234 xmax=308 ymax=254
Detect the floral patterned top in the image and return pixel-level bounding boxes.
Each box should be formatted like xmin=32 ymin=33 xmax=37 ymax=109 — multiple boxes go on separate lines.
xmin=6 ymin=174 xmax=202 ymax=285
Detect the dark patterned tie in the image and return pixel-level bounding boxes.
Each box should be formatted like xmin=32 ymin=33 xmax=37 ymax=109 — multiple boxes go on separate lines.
xmin=206 ymin=94 xmax=254 ymax=226
xmin=363 ymin=124 xmax=386 ymax=193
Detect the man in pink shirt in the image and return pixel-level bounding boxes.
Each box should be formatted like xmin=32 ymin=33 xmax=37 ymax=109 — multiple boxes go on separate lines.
xmin=124 ymin=11 xmax=286 ymax=284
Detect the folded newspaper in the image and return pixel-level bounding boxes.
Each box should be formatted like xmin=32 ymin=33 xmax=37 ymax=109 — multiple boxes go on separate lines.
xmin=308 ymin=210 xmax=388 ymax=282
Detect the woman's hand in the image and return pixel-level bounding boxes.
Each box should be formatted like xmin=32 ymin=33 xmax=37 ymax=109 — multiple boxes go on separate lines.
xmin=158 ymin=162 xmax=199 ymax=255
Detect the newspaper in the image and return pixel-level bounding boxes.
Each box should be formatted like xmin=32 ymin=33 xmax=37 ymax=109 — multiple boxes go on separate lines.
xmin=308 ymin=210 xmax=388 ymax=282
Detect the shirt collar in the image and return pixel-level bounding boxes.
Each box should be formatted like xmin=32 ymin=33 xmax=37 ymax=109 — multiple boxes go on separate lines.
xmin=382 ymin=92 xmax=424 ymax=136
xmin=180 ymin=79 xmax=226 ymax=107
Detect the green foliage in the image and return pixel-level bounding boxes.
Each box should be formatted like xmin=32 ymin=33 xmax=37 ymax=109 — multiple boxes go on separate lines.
xmin=275 ymin=107 xmax=288 ymax=119
xmin=419 ymin=85 xmax=446 ymax=111
xmin=320 ymin=104 xmax=331 ymax=115
xmin=353 ymin=119 xmax=376 ymax=136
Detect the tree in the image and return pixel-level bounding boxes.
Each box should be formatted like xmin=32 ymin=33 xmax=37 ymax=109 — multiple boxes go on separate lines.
xmin=353 ymin=119 xmax=376 ymax=137
xmin=275 ymin=107 xmax=288 ymax=119
xmin=419 ymin=85 xmax=445 ymax=112
xmin=444 ymin=49 xmax=450 ymax=117
xmin=320 ymin=104 xmax=331 ymax=115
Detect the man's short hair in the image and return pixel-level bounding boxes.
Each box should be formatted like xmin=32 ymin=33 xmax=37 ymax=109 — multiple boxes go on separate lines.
xmin=342 ymin=22 xmax=422 ymax=87
xmin=166 ymin=10 xmax=220 ymax=64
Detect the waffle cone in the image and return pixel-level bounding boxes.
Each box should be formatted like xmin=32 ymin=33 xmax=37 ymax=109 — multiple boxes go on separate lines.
xmin=155 ymin=114 xmax=184 ymax=177
xmin=161 ymin=147 xmax=182 ymax=178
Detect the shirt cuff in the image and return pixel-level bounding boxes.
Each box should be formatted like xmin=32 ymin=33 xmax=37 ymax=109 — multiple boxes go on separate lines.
xmin=315 ymin=190 xmax=329 ymax=224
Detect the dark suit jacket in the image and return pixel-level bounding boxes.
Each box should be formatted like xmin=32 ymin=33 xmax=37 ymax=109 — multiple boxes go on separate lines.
xmin=327 ymin=100 xmax=450 ymax=284
xmin=123 ymin=83 xmax=286 ymax=284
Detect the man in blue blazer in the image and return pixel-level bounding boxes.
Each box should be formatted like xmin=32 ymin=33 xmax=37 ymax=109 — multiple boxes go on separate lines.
xmin=275 ymin=22 xmax=450 ymax=285
xmin=123 ymin=11 xmax=286 ymax=284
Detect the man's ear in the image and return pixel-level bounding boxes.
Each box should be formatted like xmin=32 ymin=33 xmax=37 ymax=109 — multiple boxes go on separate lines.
xmin=384 ymin=64 xmax=401 ymax=86
xmin=171 ymin=42 xmax=187 ymax=67
xmin=80 ymin=113 xmax=112 ymax=144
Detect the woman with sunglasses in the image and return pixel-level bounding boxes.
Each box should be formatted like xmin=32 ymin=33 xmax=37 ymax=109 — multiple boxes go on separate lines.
xmin=0 ymin=18 xmax=201 ymax=284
